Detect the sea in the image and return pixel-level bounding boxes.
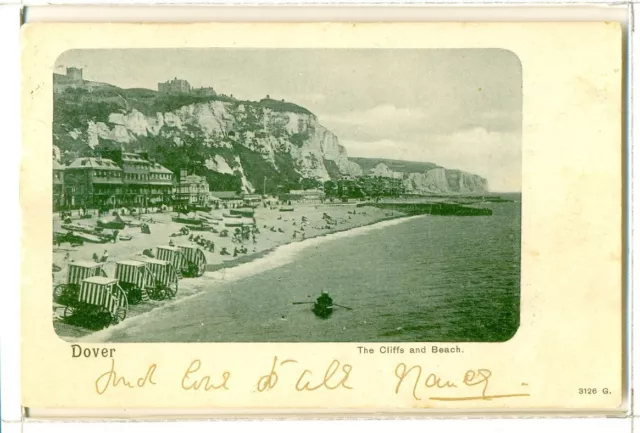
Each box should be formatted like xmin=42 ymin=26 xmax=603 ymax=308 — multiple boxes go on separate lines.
xmin=93 ymin=195 xmax=521 ymax=343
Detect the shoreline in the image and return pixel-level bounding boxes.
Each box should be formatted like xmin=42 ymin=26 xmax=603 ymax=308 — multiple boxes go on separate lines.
xmin=74 ymin=212 xmax=423 ymax=343
xmin=53 ymin=204 xmax=412 ymax=340
xmin=205 ymin=212 xmax=411 ymax=273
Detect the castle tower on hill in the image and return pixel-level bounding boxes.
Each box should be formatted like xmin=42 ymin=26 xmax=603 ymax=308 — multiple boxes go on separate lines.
xmin=66 ymin=67 xmax=83 ymax=82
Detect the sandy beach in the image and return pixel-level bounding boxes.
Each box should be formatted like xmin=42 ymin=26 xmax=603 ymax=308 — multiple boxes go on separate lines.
xmin=52 ymin=203 xmax=407 ymax=340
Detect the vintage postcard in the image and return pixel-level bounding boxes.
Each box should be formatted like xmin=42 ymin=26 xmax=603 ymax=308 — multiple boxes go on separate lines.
xmin=21 ymin=22 xmax=625 ymax=415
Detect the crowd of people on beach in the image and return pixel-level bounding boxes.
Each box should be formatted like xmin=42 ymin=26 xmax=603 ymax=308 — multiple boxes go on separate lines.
xmin=54 ymin=202 xmax=401 ymax=282
xmin=226 ymin=225 xmax=261 ymax=257
xmin=189 ymin=234 xmax=216 ymax=252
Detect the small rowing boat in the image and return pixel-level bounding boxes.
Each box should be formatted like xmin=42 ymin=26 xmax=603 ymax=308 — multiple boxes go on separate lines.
xmin=312 ymin=302 xmax=333 ymax=319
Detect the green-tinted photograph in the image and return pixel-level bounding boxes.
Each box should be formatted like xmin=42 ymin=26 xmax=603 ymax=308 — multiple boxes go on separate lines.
xmin=51 ymin=48 xmax=522 ymax=343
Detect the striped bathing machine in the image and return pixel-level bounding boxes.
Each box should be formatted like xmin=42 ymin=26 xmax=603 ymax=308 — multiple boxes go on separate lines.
xmin=156 ymin=246 xmax=187 ymax=274
xmin=54 ymin=262 xmax=106 ymax=305
xmin=67 ymin=261 xmax=106 ymax=285
xmin=139 ymin=257 xmax=179 ymax=299
xmin=75 ymin=276 xmax=128 ymax=323
xmin=178 ymin=246 xmax=207 ymax=277
xmin=115 ymin=260 xmax=154 ymax=303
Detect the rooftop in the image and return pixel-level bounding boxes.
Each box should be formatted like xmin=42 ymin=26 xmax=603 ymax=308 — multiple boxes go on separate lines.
xmin=289 ymin=189 xmax=325 ymax=195
xmin=149 ymin=163 xmax=173 ymax=174
xmin=116 ymin=260 xmax=146 ymax=267
xmin=82 ymin=276 xmax=117 ymax=285
xmin=140 ymin=258 xmax=171 ymax=266
xmin=67 ymin=158 xmax=122 ymax=170
xmin=122 ymin=153 xmax=151 ymax=165
xmin=69 ymin=261 xmax=103 ymax=269
xmin=210 ymin=191 xmax=242 ymax=199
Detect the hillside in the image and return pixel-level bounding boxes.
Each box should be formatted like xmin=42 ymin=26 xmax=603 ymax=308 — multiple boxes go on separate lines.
xmin=351 ymin=157 xmax=489 ymax=194
xmin=52 ymin=80 xmax=488 ymax=194
xmin=349 ymin=157 xmax=441 ymax=174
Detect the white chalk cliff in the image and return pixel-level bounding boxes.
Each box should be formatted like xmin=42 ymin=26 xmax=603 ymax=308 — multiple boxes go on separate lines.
xmin=53 ymin=87 xmax=488 ymax=194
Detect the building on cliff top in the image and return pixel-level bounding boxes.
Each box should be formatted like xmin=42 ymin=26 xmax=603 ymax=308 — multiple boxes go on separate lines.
xmin=53 ymin=67 xmax=84 ymax=94
xmin=158 ymin=77 xmax=192 ymax=95
xmin=192 ymin=86 xmax=217 ymax=96
xmin=54 ymin=67 xmax=114 ymax=94
xmin=66 ymin=67 xmax=83 ymax=82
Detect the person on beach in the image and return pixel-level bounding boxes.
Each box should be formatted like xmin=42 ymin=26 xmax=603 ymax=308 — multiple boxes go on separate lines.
xmin=101 ymin=250 xmax=109 ymax=263
xmin=112 ymin=229 xmax=119 ymax=243
xmin=169 ymin=239 xmax=175 ymax=247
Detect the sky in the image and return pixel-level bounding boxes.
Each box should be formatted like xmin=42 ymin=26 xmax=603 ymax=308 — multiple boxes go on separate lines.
xmin=56 ymin=49 xmax=522 ymax=192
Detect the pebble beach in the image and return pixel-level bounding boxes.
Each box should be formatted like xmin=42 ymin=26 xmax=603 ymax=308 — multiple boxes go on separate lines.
xmin=52 ymin=203 xmax=407 ymax=340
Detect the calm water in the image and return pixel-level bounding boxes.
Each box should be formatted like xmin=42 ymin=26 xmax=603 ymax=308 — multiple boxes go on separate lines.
xmin=98 ymin=200 xmax=521 ymax=343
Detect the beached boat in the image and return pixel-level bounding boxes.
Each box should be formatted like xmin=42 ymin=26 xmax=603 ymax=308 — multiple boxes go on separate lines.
xmin=279 ymin=207 xmax=295 ymax=212
xmin=118 ymin=235 xmax=133 ymax=241
xmin=185 ymin=224 xmax=213 ymax=232
xmin=230 ymin=208 xmax=255 ymax=218
xmin=97 ymin=214 xmax=126 ymax=230
xmin=224 ymin=221 xmax=244 ymax=227
xmin=54 ymin=231 xmax=86 ymax=245
xmin=224 ymin=217 xmax=254 ymax=227
xmin=222 ymin=213 xmax=242 ymax=219
xmin=172 ymin=216 xmax=203 ymax=225
xmin=68 ymin=231 xmax=106 ymax=244
xmin=193 ymin=205 xmax=212 ymax=212
xmin=61 ymin=223 xmax=102 ymax=235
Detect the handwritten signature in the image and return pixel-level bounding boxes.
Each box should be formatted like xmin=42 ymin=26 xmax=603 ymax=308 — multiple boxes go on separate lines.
xmin=394 ymin=363 xmax=530 ymax=401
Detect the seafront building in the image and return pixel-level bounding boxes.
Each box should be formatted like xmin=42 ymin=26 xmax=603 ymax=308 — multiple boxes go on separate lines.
xmin=210 ymin=191 xmax=244 ymax=207
xmin=53 ymin=159 xmax=65 ymax=209
xmin=281 ymin=189 xmax=326 ymax=204
xmin=324 ymin=176 xmax=405 ymax=199
xmin=175 ymin=170 xmax=210 ymax=205
xmin=55 ymin=149 xmax=175 ymax=210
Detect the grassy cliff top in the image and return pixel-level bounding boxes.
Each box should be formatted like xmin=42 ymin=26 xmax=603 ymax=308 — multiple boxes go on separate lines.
xmin=348 ymin=157 xmax=442 ymax=174
xmin=53 ymin=81 xmax=314 ymax=130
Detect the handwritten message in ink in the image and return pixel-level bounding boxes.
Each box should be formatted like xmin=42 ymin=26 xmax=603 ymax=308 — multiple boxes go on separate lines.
xmin=89 ymin=352 xmax=529 ymax=402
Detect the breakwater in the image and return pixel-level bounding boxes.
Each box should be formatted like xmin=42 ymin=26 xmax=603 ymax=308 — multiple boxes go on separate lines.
xmin=358 ymin=202 xmax=493 ymax=216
